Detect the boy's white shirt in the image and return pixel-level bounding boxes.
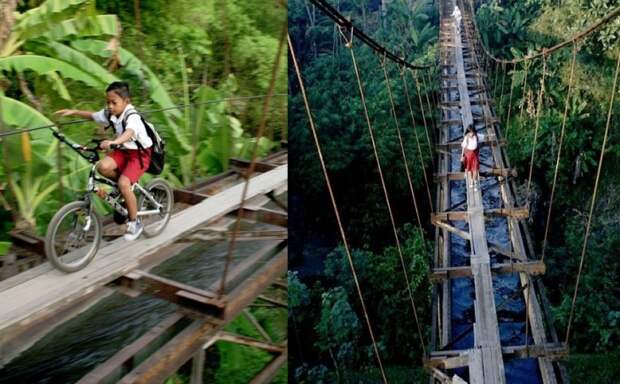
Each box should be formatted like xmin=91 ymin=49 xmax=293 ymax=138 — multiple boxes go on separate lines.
xmin=461 ymin=133 xmax=484 ymax=151
xmin=93 ymin=104 xmax=153 ymax=150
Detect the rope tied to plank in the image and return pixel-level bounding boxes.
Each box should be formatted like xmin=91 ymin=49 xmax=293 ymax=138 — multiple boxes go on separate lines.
xmin=289 ymin=32 xmax=389 ymax=384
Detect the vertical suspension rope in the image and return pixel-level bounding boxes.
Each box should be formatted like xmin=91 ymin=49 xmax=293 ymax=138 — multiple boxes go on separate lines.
xmin=493 ymin=61 xmax=500 ymax=100
xmin=423 ymin=70 xmax=438 ymax=145
xmin=288 ymin=34 xmax=389 ymax=383
xmin=498 ymin=62 xmax=507 ymax=114
xmin=526 ymin=53 xmax=547 ymax=199
xmin=541 ymin=42 xmax=578 ymax=263
xmin=381 ymin=57 xmax=423 ymax=230
xmin=401 ymin=67 xmax=434 ymax=213
xmin=504 ymin=63 xmax=517 ymax=137
xmin=518 ymin=60 xmax=531 ymax=122
xmin=347 ymin=33 xmax=427 ymax=357
xmin=565 ymin=50 xmax=620 ymax=344
xmin=218 ymin=17 xmax=286 ymax=297
xmin=412 ymin=70 xmax=435 ymax=169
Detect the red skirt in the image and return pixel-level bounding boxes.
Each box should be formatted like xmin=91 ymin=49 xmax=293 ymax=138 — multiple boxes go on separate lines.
xmin=463 ymin=149 xmax=479 ymax=171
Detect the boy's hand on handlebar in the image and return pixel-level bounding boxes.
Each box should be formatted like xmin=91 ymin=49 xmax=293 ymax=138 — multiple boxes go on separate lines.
xmin=100 ymin=140 xmax=115 ymax=150
xmin=54 ymin=109 xmax=75 ymax=117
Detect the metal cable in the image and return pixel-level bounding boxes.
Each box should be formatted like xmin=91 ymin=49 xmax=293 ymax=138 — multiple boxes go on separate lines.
xmin=289 ymin=33 xmax=389 ymax=383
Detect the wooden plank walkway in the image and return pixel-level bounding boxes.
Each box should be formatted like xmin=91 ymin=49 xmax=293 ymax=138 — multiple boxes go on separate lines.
xmin=429 ymin=1 xmax=564 ymax=383
xmin=0 ymin=164 xmax=287 ymax=364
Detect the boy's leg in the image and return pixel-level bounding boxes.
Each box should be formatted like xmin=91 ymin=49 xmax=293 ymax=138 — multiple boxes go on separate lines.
xmin=97 ymin=155 xmax=122 ymax=180
xmin=118 ymin=175 xmax=138 ymax=221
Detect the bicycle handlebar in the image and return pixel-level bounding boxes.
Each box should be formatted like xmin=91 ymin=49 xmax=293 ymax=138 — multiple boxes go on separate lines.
xmin=51 ymin=130 xmax=120 ymax=163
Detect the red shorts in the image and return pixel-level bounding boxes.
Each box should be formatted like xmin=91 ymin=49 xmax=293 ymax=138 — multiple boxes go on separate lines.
xmin=464 ymin=149 xmax=479 ymax=171
xmin=108 ymin=148 xmax=152 ymax=184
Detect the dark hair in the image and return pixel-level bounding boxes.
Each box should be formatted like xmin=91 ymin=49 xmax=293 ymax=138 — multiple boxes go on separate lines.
xmin=466 ymin=124 xmax=476 ymax=134
xmin=106 ymin=81 xmax=130 ymax=99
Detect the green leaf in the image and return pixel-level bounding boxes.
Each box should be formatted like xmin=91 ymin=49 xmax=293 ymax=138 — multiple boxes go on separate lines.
xmin=0 ymin=55 xmax=104 ymax=89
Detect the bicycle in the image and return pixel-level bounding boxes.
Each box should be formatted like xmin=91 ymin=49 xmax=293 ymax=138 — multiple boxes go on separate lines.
xmin=45 ymin=130 xmax=174 ymax=273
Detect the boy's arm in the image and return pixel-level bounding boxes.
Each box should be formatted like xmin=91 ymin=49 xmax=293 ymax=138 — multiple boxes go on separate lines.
xmin=54 ymin=109 xmax=96 ymax=120
xmin=111 ymin=128 xmax=135 ymax=145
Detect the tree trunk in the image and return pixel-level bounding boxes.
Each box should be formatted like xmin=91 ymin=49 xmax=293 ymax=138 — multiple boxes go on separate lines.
xmin=0 ymin=0 xmax=18 ymax=52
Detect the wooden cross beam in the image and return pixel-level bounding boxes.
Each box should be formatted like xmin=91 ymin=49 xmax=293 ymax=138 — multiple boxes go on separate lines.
xmin=430 ymin=260 xmax=546 ymax=281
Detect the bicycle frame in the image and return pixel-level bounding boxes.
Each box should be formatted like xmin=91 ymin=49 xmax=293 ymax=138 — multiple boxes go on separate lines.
xmin=85 ymin=164 xmax=164 ymax=217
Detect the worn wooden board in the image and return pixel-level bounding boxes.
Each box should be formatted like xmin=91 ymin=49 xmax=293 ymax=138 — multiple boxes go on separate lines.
xmin=0 ymin=165 xmax=287 ymax=363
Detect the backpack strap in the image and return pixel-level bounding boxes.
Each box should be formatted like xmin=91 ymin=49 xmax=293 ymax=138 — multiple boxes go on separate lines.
xmin=121 ymin=110 xmax=146 ymax=169
xmin=104 ymin=109 xmax=113 ymax=130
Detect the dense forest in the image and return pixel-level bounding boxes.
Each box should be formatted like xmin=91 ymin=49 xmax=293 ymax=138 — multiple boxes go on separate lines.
xmin=289 ymin=0 xmax=438 ymax=381
xmin=289 ymin=0 xmax=619 ymax=382
xmin=0 ymin=0 xmax=287 ymax=383
xmin=0 ymin=0 xmax=287 ymax=236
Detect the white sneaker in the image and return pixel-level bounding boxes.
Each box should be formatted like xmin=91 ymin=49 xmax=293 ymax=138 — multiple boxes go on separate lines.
xmin=124 ymin=219 xmax=143 ymax=241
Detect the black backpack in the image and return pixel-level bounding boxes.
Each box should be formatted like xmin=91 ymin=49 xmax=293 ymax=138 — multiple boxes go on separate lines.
xmin=105 ymin=109 xmax=166 ymax=175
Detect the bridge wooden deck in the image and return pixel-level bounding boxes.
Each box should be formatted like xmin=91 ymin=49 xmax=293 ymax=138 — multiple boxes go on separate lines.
xmin=428 ymin=1 xmax=566 ymax=383
xmin=0 ymin=152 xmax=288 ymax=382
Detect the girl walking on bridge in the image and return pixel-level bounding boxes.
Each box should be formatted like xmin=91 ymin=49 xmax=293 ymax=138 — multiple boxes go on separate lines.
xmin=460 ymin=124 xmax=482 ymax=191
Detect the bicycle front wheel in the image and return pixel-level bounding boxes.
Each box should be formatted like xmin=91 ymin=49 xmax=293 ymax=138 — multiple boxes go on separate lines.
xmin=138 ymin=178 xmax=174 ymax=238
xmin=45 ymin=201 xmax=102 ymax=273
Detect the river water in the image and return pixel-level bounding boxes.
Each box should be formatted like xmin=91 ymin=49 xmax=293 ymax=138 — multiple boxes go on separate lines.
xmin=443 ymin=91 xmax=541 ymax=383
xmin=0 ymin=220 xmax=281 ymax=384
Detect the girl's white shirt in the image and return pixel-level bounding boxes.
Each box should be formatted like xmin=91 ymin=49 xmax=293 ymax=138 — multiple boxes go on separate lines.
xmin=461 ymin=133 xmax=484 ymax=151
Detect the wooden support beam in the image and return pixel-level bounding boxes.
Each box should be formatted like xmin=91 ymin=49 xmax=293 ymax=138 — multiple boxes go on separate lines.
xmin=434 ymin=168 xmax=517 ymax=181
xmin=431 ymin=218 xmax=471 ymax=241
xmin=237 ymin=206 xmax=287 ymax=227
xmin=112 ymin=270 xmax=225 ymax=317
xmin=432 ymin=207 xmax=529 ymax=222
xmin=229 ymin=158 xmax=277 ymax=174
xmin=77 ymin=313 xmax=187 ymax=384
xmin=430 ymin=260 xmax=546 ymax=281
xmin=248 ymin=348 xmax=288 ymax=384
xmin=429 ymin=342 xmax=568 ymax=360
xmin=436 ymin=138 xmax=506 ymax=150
xmin=216 ymin=332 xmax=284 ymax=354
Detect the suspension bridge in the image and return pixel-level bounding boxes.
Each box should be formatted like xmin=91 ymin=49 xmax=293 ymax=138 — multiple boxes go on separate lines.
xmin=293 ymin=0 xmax=620 ymax=382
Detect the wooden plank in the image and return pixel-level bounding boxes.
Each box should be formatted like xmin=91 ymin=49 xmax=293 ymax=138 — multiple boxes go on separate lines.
xmin=432 ymin=219 xmax=471 ymax=241
xmin=0 ymin=165 xmax=287 ymax=364
xmin=430 ymin=260 xmax=546 ymax=281
xmin=217 ymin=331 xmax=284 ymax=353
xmin=248 ymin=348 xmax=287 ymax=384
xmin=77 ymin=313 xmax=186 ymax=384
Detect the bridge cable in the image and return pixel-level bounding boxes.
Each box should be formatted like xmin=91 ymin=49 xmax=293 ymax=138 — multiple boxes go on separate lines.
xmin=400 ymin=66 xmax=435 ymax=213
xmin=218 ymin=17 xmax=287 ymax=297
xmin=422 ymin=70 xmax=438 ymax=145
xmin=343 ymin=30 xmax=427 ymax=356
xmin=464 ymin=0 xmax=620 ymax=64
xmin=381 ymin=57 xmax=434 ymax=273
xmin=288 ymin=33 xmax=389 ymax=383
xmin=503 ymin=64 xmax=517 ymax=136
xmin=381 ymin=56 xmax=424 ymax=231
xmin=0 ymin=94 xmax=287 ymax=139
xmin=540 ymin=42 xmax=579 ymax=263
xmin=498 ymin=62 xmax=508 ymax=115
xmin=526 ymin=53 xmax=548 ymax=199
xmin=412 ymin=70 xmax=436 ymax=171
xmin=565 ymin=50 xmax=620 ymax=344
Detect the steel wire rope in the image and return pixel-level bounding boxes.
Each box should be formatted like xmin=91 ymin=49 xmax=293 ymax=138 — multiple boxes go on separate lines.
xmin=380 ymin=56 xmax=424 ymax=231
xmin=343 ymin=29 xmax=427 ymax=356
xmin=412 ymin=70 xmax=436 ymax=171
xmin=218 ymin=17 xmax=287 ymax=297
xmin=540 ymin=42 xmax=578 ymax=263
xmin=400 ymin=65 xmax=435 ymax=213
xmin=464 ymin=0 xmax=620 ymax=64
xmin=565 ymin=50 xmax=620 ymax=344
xmin=526 ymin=53 xmax=548 ymax=199
xmin=0 ymin=94 xmax=287 ymax=138
xmin=288 ymin=33 xmax=389 ymax=383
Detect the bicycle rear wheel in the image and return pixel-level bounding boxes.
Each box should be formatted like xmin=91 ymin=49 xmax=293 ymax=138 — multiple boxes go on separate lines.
xmin=138 ymin=178 xmax=173 ymax=237
xmin=45 ymin=201 xmax=102 ymax=273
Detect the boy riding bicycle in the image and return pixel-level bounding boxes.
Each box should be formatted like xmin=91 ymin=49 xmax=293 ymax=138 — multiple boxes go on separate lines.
xmin=55 ymin=81 xmax=152 ymax=241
